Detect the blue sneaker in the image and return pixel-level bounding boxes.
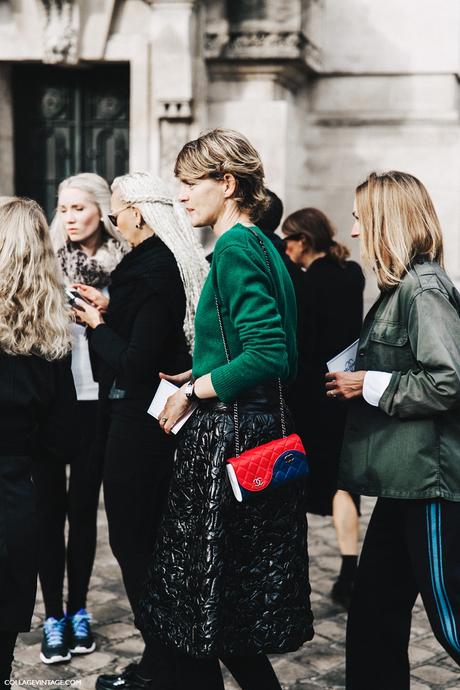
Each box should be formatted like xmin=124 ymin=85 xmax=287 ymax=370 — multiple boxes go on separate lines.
xmin=68 ymin=608 xmax=96 ymax=654
xmin=40 ymin=617 xmax=71 ymax=664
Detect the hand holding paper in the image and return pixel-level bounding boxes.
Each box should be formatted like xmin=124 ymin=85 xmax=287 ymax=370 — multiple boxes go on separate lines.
xmin=148 ymin=379 xmax=197 ymax=434
xmin=326 ymin=339 xmax=359 ymax=373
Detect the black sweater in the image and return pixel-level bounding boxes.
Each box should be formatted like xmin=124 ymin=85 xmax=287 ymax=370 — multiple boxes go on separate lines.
xmin=90 ymin=235 xmax=191 ymax=401
xmin=0 ymin=352 xmax=76 ymax=459
xmin=287 ymin=256 xmax=364 ymax=451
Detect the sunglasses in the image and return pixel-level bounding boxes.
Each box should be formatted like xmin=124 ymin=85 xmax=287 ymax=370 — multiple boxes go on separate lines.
xmin=282 ymin=233 xmax=304 ymax=246
xmin=108 ymin=205 xmax=131 ymax=227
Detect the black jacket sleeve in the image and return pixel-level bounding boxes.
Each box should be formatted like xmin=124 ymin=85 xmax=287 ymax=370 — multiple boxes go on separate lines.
xmin=89 ymin=292 xmax=173 ymax=387
xmin=40 ymin=356 xmax=77 ymax=462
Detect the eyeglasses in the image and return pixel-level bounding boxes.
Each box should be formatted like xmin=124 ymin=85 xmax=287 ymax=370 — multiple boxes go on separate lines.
xmin=108 ymin=205 xmax=131 ymax=227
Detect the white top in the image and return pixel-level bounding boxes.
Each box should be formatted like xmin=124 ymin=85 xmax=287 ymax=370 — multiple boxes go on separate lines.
xmin=71 ymin=323 xmax=98 ymax=401
xmin=363 ymin=371 xmax=393 ymax=407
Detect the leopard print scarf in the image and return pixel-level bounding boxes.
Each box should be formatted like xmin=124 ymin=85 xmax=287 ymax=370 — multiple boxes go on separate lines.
xmin=57 ymin=235 xmax=127 ymax=288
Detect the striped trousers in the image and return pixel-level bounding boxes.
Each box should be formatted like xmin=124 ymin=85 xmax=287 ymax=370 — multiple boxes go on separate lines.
xmin=346 ymin=497 xmax=460 ymax=690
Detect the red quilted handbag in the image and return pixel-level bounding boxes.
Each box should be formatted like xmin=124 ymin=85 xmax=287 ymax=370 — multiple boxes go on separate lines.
xmin=215 ymin=228 xmax=309 ymax=503
xmin=226 ymin=432 xmax=309 ymax=502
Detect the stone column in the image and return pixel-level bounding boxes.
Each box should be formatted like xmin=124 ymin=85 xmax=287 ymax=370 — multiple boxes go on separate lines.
xmin=204 ymin=0 xmax=319 ymax=207
xmin=150 ymin=0 xmax=205 ymax=182
xmin=0 ymin=65 xmax=14 ymax=196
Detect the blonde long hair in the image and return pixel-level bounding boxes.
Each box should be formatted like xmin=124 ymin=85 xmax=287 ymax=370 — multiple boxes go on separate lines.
xmin=112 ymin=172 xmax=209 ymax=350
xmin=0 ymin=198 xmax=71 ymax=359
xmin=50 ymin=172 xmax=124 ymax=251
xmin=356 ymin=171 xmax=444 ymax=289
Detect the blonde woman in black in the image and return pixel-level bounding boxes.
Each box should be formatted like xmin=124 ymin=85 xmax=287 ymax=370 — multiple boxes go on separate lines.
xmin=0 ymin=198 xmax=75 ymax=683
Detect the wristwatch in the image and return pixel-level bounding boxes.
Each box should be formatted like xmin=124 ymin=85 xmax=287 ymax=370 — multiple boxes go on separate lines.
xmin=184 ymin=380 xmax=199 ymax=402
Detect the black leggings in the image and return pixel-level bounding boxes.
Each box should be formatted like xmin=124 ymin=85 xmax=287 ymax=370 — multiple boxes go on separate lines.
xmin=139 ymin=637 xmax=282 ymax=690
xmin=176 ymin=652 xmax=282 ymax=690
xmin=103 ymin=399 xmax=175 ymax=680
xmin=0 ymin=632 xmax=18 ymax=684
xmin=33 ymin=401 xmax=103 ymax=618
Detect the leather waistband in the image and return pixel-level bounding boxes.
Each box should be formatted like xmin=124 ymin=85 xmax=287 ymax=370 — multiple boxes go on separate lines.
xmin=199 ymin=383 xmax=281 ymax=414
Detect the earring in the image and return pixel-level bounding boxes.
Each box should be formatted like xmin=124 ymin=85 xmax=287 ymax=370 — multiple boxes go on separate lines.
xmin=135 ymin=223 xmax=141 ymax=229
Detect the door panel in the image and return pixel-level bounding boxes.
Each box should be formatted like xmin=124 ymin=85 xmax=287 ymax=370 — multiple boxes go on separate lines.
xmin=13 ymin=64 xmax=129 ymax=219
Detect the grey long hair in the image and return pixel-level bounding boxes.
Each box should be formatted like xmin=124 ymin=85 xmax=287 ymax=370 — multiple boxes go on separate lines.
xmin=112 ymin=172 xmax=209 ymax=351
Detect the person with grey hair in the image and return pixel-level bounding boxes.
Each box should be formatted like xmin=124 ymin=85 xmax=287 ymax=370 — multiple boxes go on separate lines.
xmin=74 ymin=171 xmax=208 ymax=690
xmin=35 ymin=173 xmax=127 ymax=665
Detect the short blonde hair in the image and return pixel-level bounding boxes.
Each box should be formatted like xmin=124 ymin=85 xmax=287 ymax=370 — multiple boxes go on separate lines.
xmin=0 ymin=198 xmax=71 ymax=359
xmin=174 ymin=128 xmax=268 ymax=221
xmin=356 ymin=171 xmax=444 ymax=289
xmin=50 ymin=172 xmax=125 ymax=250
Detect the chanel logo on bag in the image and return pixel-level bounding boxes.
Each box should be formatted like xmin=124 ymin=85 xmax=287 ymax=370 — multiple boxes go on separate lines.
xmin=253 ymin=477 xmax=264 ymax=486
xmin=284 ymin=453 xmax=294 ymax=463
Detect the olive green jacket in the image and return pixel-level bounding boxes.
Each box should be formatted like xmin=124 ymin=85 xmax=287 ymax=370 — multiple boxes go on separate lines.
xmin=339 ymin=259 xmax=460 ymax=501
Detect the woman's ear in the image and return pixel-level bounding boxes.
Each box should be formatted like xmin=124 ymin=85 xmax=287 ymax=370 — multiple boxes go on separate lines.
xmin=300 ymin=236 xmax=310 ymax=253
xmin=222 ymin=173 xmax=237 ymax=199
xmin=133 ymin=207 xmax=144 ymax=229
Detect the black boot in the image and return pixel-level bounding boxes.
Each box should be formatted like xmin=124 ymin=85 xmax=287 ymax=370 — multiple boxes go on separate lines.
xmin=330 ymin=555 xmax=358 ymax=610
xmin=96 ymin=663 xmax=152 ymax=690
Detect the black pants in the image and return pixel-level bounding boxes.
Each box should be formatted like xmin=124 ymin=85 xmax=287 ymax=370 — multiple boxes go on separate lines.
xmin=144 ymin=637 xmax=282 ymax=690
xmin=177 ymin=653 xmax=282 ymax=690
xmin=103 ymin=399 xmax=175 ymax=677
xmin=33 ymin=401 xmax=103 ymax=618
xmin=0 ymin=631 xmax=18 ymax=684
xmin=347 ymin=497 xmax=460 ymax=690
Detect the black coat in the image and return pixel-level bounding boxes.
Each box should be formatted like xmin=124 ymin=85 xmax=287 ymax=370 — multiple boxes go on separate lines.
xmin=0 ymin=353 xmax=76 ymax=630
xmin=287 ymin=256 xmax=365 ymax=515
xmin=89 ymin=235 xmax=191 ymax=402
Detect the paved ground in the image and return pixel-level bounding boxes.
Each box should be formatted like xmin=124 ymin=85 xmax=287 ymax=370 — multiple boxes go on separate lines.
xmin=13 ymin=497 xmax=460 ymax=689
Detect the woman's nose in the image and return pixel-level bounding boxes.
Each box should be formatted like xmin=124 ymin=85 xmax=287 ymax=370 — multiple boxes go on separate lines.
xmin=178 ymin=184 xmax=189 ymax=203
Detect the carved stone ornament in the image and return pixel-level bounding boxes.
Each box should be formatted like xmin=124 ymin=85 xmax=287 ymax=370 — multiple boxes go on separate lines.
xmin=205 ymin=30 xmax=321 ymax=71
xmin=157 ymin=100 xmax=192 ymax=121
xmin=205 ymin=30 xmax=303 ymax=57
xmin=40 ymin=0 xmax=79 ymax=65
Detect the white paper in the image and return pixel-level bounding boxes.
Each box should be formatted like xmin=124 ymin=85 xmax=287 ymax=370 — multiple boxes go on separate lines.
xmin=147 ymin=379 xmax=197 ymax=434
xmin=327 ymin=339 xmax=359 ymax=373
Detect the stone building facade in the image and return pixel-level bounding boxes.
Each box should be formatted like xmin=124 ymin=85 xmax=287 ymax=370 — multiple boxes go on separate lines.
xmin=0 ymin=0 xmax=459 ymax=295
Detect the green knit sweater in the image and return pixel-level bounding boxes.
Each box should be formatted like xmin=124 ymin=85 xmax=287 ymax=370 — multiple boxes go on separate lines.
xmin=192 ymin=223 xmax=298 ymax=403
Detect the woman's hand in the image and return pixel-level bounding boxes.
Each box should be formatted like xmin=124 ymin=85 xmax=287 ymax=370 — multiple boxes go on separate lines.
xmin=72 ymin=283 xmax=110 ymax=313
xmin=325 ymin=371 xmax=366 ymax=400
xmin=72 ymin=300 xmax=105 ymax=329
xmin=158 ymin=386 xmax=192 ymax=434
xmin=159 ymin=370 xmax=192 ymax=387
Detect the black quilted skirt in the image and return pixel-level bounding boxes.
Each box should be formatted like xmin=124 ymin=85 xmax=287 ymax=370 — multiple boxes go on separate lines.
xmin=140 ymin=389 xmax=314 ymax=657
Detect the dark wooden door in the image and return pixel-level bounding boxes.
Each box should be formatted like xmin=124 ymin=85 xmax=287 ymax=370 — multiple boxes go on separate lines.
xmin=13 ymin=63 xmax=129 ymax=219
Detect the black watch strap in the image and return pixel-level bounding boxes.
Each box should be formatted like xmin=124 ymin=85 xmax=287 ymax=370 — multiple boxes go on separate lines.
xmin=184 ymin=380 xmax=199 ymax=402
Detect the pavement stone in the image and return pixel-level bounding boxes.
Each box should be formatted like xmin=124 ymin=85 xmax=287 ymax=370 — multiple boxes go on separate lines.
xmin=11 ymin=497 xmax=460 ymax=689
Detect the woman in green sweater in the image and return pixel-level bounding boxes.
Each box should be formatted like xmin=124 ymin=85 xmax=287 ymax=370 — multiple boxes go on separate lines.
xmin=140 ymin=129 xmax=313 ymax=690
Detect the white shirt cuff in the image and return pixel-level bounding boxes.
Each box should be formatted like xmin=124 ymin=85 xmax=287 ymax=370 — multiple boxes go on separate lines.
xmin=363 ymin=371 xmax=393 ymax=407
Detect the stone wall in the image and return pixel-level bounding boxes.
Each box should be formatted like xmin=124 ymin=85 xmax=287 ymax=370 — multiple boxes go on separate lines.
xmin=0 ymin=0 xmax=459 ymax=296
xmin=203 ymin=0 xmax=460 ymax=299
